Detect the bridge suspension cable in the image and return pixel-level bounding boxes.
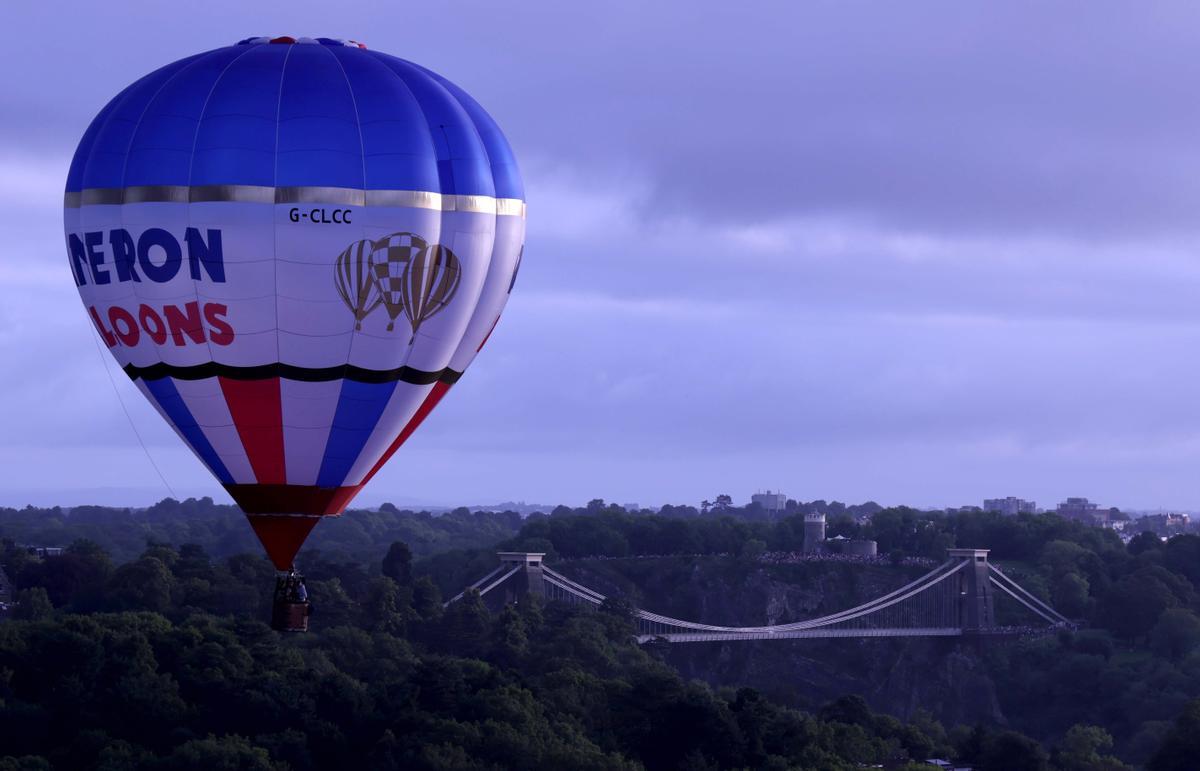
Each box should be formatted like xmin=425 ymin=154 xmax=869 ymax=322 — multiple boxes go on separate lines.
xmin=543 ymin=560 xmax=970 ymax=638
xmin=455 ymin=549 xmax=1074 ymax=643
xmin=987 ymin=564 xmax=1072 ymax=626
xmin=444 ymin=564 xmax=520 ymax=607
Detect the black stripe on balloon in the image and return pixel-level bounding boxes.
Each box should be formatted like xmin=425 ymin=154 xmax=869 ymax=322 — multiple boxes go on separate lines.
xmin=121 ymin=361 xmax=463 ymax=385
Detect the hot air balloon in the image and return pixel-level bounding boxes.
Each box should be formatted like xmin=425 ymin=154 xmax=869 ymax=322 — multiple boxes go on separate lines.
xmin=63 ymin=36 xmax=525 ymax=630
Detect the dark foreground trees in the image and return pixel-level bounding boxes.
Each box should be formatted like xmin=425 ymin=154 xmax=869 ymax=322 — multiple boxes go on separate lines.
xmin=0 ymin=539 xmax=1000 ymax=770
xmin=1 ymin=524 xmax=1195 ymax=769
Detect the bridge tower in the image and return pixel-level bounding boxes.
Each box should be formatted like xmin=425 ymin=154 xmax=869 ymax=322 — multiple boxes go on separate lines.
xmin=483 ymin=552 xmax=547 ymax=611
xmin=947 ymin=548 xmax=995 ymax=633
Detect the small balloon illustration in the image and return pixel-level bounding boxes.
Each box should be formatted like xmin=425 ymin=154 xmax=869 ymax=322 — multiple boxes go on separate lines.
xmin=334 ymin=239 xmax=381 ymax=330
xmin=399 ymin=243 xmax=462 ymax=343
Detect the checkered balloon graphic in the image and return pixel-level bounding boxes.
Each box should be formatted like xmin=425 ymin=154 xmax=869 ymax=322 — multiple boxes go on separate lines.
xmin=368 ymin=232 xmax=428 ymax=331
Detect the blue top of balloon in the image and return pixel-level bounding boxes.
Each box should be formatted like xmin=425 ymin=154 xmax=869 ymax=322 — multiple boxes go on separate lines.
xmin=66 ymin=36 xmax=523 ymax=200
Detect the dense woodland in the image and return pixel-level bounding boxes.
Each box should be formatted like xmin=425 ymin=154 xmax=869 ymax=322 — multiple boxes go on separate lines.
xmin=0 ymin=499 xmax=523 ymax=565
xmin=0 ymin=499 xmax=1199 ymax=768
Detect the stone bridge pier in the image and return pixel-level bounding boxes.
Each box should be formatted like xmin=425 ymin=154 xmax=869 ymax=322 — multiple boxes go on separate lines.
xmin=948 ymin=548 xmax=995 ymax=634
xmin=480 ymin=552 xmax=546 ymax=612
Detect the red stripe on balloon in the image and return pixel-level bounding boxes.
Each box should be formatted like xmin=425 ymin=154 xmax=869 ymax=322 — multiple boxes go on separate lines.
xmin=219 ymin=376 xmax=287 ymax=486
xmin=225 ymin=483 xmax=363 ymax=516
xmin=245 ymin=514 xmax=320 ymax=571
xmin=476 ymin=315 xmax=501 ymax=352
xmin=360 ymin=381 xmax=452 ymax=486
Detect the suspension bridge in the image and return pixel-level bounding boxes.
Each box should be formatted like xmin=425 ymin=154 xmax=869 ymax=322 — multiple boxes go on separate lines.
xmin=447 ymin=548 xmax=1074 ymax=643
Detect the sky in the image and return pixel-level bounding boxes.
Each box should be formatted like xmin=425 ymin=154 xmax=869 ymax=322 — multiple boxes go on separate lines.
xmin=5 ymin=1 xmax=1200 ymax=511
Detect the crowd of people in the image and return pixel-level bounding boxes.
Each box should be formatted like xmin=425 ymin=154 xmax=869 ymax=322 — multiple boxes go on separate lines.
xmin=562 ymin=552 xmax=734 ymax=562
xmin=757 ymin=550 xmax=940 ymax=568
xmin=557 ymin=551 xmax=942 ymax=568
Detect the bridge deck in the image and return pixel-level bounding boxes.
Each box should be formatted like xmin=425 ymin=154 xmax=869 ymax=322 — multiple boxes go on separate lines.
xmin=637 ymin=627 xmax=965 ymax=643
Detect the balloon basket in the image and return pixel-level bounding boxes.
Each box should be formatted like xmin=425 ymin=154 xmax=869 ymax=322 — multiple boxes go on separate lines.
xmin=271 ymin=570 xmax=311 ymax=633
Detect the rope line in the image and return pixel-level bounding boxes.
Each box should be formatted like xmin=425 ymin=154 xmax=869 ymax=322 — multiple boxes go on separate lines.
xmin=89 ymin=327 xmax=177 ymax=499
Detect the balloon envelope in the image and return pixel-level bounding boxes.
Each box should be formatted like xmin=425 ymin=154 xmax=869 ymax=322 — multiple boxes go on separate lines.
xmin=64 ymin=37 xmax=525 ymax=569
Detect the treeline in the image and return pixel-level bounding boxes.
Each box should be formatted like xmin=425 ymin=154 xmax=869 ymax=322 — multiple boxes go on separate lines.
xmin=0 ymin=498 xmax=523 ymax=564
xmin=0 ymin=496 xmax=893 ymax=568
xmin=0 ymin=497 xmax=838 ymax=566
xmin=0 ymin=537 xmax=1154 ymax=771
xmin=497 ymin=503 xmax=1121 ymax=563
xmin=497 ymin=506 xmax=1200 ymax=637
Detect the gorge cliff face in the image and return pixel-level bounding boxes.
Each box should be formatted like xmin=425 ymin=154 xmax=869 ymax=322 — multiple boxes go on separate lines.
xmin=554 ymin=557 xmax=1007 ymax=727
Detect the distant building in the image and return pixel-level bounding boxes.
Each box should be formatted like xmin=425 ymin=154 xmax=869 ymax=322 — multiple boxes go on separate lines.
xmin=751 ymin=491 xmax=788 ymax=515
xmin=1056 ymin=497 xmax=1112 ymax=526
xmin=982 ymin=497 xmax=1036 ymax=516
xmin=1135 ymin=512 xmax=1190 ymax=536
xmin=804 ymin=512 xmax=827 ymax=553
xmin=948 ymin=506 xmax=982 ymax=516
xmin=817 ymin=533 xmax=878 ymax=557
xmin=843 ymin=539 xmax=878 ymax=557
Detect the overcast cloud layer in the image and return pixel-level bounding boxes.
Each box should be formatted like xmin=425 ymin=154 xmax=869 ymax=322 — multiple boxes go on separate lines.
xmin=5 ymin=2 xmax=1200 ymax=511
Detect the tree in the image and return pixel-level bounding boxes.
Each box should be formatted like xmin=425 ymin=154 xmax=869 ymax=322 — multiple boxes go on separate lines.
xmin=978 ymin=730 xmax=1048 ymax=771
xmin=490 ymin=606 xmax=529 ymax=667
xmin=159 ymin=735 xmax=278 ymax=771
xmin=437 ymin=589 xmax=491 ymax=657
xmin=1128 ymin=531 xmax=1164 ymax=556
xmin=11 ymin=587 xmax=52 ymax=621
xmin=1150 ymin=608 xmax=1200 ymax=661
xmin=307 ymin=578 xmax=356 ymax=628
xmin=1163 ymin=534 xmax=1200 ymax=588
xmin=66 ymin=539 xmax=114 ymax=574
xmin=1054 ymin=724 xmax=1130 ymax=771
xmin=18 ymin=550 xmax=110 ymax=609
xmin=740 ymin=539 xmax=766 ymax=561
xmin=1097 ymin=571 xmax=1178 ymax=640
xmin=0 ymin=758 xmax=51 ymax=771
xmin=381 ymin=542 xmax=413 ymax=587
xmin=411 ymin=576 xmax=442 ymax=621
xmin=174 ymin=543 xmax=212 ymax=580
xmin=106 ymin=557 xmax=173 ymax=613
xmin=1149 ymin=699 xmax=1200 ymax=771
xmin=820 ymin=694 xmax=874 ymax=727
xmin=1052 ymin=573 xmax=1090 ymax=619
xmin=1040 ymin=540 xmax=1087 ymax=577
xmin=363 ymin=577 xmax=406 ymax=636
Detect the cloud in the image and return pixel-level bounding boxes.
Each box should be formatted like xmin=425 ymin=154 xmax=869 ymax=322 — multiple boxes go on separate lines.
xmin=7 ymin=1 xmax=1200 ymax=510
xmin=0 ymin=154 xmax=68 ymax=207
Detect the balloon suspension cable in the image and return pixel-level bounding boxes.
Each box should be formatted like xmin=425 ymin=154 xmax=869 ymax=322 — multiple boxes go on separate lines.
xmin=88 ymin=326 xmax=177 ymax=499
